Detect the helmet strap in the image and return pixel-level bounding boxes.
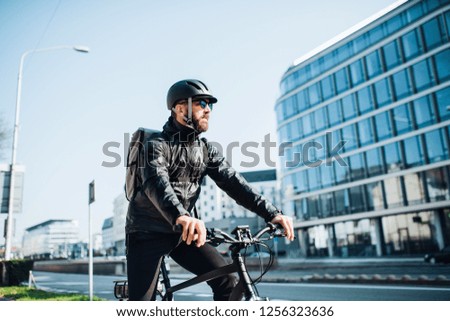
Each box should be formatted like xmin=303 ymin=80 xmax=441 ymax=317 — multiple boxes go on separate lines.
xmin=187 ymin=97 xmax=193 ymax=125
xmin=176 ymin=97 xmax=198 ymax=132
xmin=185 ymin=97 xmax=195 ymax=128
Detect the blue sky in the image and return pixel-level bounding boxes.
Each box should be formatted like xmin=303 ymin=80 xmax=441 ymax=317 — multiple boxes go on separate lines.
xmin=0 ymin=0 xmax=396 ymax=244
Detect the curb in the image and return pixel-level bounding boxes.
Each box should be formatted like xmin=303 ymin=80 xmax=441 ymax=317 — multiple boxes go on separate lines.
xmin=260 ymin=274 xmax=450 ymax=286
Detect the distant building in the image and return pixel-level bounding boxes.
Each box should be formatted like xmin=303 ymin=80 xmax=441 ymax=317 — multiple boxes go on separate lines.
xmin=276 ymin=0 xmax=450 ymax=257
xmin=112 ymin=192 xmax=128 ymax=255
xmin=22 ymin=219 xmax=79 ymax=260
xmin=93 ymin=232 xmax=103 ymax=255
xmin=197 ymin=169 xmax=280 ymax=222
xmin=102 ymin=216 xmax=115 ymax=255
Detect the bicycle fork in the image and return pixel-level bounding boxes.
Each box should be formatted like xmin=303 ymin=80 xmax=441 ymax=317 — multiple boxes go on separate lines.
xmin=231 ymin=253 xmax=269 ymax=301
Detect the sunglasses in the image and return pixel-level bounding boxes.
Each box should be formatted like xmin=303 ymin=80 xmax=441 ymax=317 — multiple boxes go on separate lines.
xmin=195 ymin=99 xmax=214 ymax=110
xmin=178 ymin=99 xmax=214 ymax=110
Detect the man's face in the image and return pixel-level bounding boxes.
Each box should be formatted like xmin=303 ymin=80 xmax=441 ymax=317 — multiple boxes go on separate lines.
xmin=177 ymin=99 xmax=212 ymax=132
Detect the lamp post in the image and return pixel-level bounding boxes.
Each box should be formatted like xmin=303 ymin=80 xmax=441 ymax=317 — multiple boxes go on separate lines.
xmin=4 ymin=45 xmax=90 ymax=260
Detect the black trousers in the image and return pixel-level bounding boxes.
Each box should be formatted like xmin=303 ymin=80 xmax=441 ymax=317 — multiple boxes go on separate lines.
xmin=126 ymin=232 xmax=238 ymax=301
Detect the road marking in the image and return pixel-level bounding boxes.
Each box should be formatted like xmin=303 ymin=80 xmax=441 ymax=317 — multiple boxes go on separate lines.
xmin=259 ymin=282 xmax=450 ymax=291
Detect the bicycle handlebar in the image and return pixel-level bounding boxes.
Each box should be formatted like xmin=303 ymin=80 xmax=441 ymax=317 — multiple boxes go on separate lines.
xmin=173 ymin=223 xmax=286 ymax=246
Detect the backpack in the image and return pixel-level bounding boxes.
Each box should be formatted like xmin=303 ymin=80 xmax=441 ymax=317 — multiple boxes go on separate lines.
xmin=125 ymin=128 xmax=160 ymax=201
xmin=125 ymin=127 xmax=210 ymax=202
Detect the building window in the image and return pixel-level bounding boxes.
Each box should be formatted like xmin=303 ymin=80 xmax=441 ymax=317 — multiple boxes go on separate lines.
xmin=307 ymin=167 xmax=321 ymax=191
xmin=319 ymin=193 xmax=335 ymax=218
xmin=435 ymin=86 xmax=450 ymax=121
xmin=384 ymin=176 xmax=404 ymax=208
xmin=335 ymin=67 xmax=350 ymax=94
xmin=366 ymin=148 xmax=384 ymax=177
xmin=334 ymin=158 xmax=349 ymax=184
xmin=373 ymin=78 xmax=392 ymax=107
xmin=425 ymin=167 xmax=449 ymax=202
xmin=290 ymin=118 xmax=302 ymax=140
xmin=366 ymin=181 xmax=384 ymax=210
xmin=422 ymin=17 xmax=444 ymax=51
xmin=349 ymin=59 xmax=365 ymax=86
xmin=392 ymin=69 xmax=412 ymax=100
xmin=295 ymin=171 xmax=309 ymax=194
xmin=374 ymin=111 xmax=393 ymax=140
xmin=302 ymin=113 xmax=314 ymax=137
xmin=321 ymin=75 xmax=335 ymax=101
xmin=405 ymin=2 xmax=424 ymax=23
xmin=412 ymin=59 xmax=435 ymax=91
xmin=307 ymin=196 xmax=320 ymax=219
xmin=384 ymin=142 xmax=403 ymax=173
xmin=313 ymin=107 xmax=328 ymax=132
xmin=358 ymin=118 xmax=374 ymax=146
xmin=341 ymin=124 xmax=358 ymax=152
xmin=315 ymin=135 xmax=326 ymax=160
xmin=279 ymin=125 xmax=288 ymax=142
xmin=386 ymin=13 xmax=404 ymax=34
xmin=349 ymin=185 xmax=366 ymax=213
xmin=349 ymin=153 xmax=366 ymax=180
xmin=330 ymin=129 xmax=342 ymax=158
xmin=392 ymin=104 xmax=412 ymax=135
xmin=334 ymin=189 xmax=350 ymax=215
xmin=295 ymin=199 xmax=308 ymax=220
xmin=356 ymin=86 xmax=374 ymax=114
xmin=412 ymin=95 xmax=435 ymax=128
xmin=365 ymin=50 xmax=383 ymax=78
xmin=276 ymin=103 xmax=283 ymax=123
xmin=404 ymin=172 xmax=426 ymax=205
xmin=382 ymin=40 xmax=402 ymax=70
xmin=434 ymin=49 xmax=450 ymax=83
xmin=320 ymin=163 xmax=334 ymax=188
xmin=446 ymin=10 xmax=450 ymax=39
xmin=308 ymin=82 xmax=322 ymax=106
xmin=327 ymin=101 xmax=342 ymax=126
xmin=401 ymin=29 xmax=423 ymax=60
xmin=342 ymin=94 xmax=357 ymax=120
xmin=296 ymin=90 xmax=309 ymax=112
xmin=424 ymin=128 xmax=449 ymax=163
xmin=403 ymin=136 xmax=425 ymax=167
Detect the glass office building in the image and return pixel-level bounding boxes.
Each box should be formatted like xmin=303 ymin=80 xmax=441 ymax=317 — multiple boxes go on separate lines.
xmin=276 ymin=0 xmax=450 ymax=257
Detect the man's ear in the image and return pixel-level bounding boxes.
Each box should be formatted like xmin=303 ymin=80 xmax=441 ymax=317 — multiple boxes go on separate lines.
xmin=177 ymin=105 xmax=186 ymax=115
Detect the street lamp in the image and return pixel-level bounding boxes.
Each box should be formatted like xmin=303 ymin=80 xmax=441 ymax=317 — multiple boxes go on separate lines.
xmin=4 ymin=45 xmax=90 ymax=260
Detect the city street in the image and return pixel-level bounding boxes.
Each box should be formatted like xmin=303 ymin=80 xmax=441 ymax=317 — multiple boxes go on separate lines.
xmin=31 ymin=271 xmax=450 ymax=301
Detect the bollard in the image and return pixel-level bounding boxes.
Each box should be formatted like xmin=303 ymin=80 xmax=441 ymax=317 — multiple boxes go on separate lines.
xmin=28 ymin=270 xmax=36 ymax=289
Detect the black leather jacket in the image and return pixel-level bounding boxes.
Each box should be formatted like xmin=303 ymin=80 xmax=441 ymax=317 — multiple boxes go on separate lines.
xmin=126 ymin=117 xmax=280 ymax=234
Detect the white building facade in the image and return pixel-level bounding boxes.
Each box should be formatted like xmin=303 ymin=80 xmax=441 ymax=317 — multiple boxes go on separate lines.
xmin=198 ymin=169 xmax=280 ymax=222
xmin=22 ymin=219 xmax=79 ymax=260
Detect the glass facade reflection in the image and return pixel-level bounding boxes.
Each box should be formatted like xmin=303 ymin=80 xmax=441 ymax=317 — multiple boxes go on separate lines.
xmin=277 ymin=0 xmax=450 ymax=258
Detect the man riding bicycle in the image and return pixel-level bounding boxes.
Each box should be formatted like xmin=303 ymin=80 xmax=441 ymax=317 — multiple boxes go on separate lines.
xmin=125 ymin=79 xmax=294 ymax=301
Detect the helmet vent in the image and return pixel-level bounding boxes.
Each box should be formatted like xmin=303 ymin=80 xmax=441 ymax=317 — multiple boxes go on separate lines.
xmin=198 ymin=80 xmax=209 ymax=90
xmin=187 ymin=81 xmax=208 ymax=91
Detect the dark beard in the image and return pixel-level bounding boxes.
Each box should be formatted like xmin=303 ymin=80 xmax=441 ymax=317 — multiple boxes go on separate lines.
xmin=193 ymin=116 xmax=208 ymax=133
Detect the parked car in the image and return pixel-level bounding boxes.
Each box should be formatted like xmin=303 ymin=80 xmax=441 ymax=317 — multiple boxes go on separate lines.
xmin=424 ymin=246 xmax=450 ymax=264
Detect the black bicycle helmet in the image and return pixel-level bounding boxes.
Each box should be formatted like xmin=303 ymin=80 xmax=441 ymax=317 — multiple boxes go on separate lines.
xmin=166 ymin=79 xmax=218 ymax=110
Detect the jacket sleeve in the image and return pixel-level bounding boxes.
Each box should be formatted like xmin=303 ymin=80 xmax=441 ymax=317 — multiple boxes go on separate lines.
xmin=205 ymin=140 xmax=280 ymax=222
xmin=140 ymin=139 xmax=188 ymax=225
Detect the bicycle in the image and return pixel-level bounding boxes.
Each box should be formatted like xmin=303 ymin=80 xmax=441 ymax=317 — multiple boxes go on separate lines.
xmin=114 ymin=222 xmax=286 ymax=301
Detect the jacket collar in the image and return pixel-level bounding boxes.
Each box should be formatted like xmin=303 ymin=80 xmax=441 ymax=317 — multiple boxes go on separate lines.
xmin=163 ymin=116 xmax=200 ymax=143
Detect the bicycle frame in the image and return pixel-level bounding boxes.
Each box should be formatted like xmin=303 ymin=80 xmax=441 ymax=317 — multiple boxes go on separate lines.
xmin=114 ymin=223 xmax=282 ymax=301
xmin=161 ymin=252 xmax=267 ymax=301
